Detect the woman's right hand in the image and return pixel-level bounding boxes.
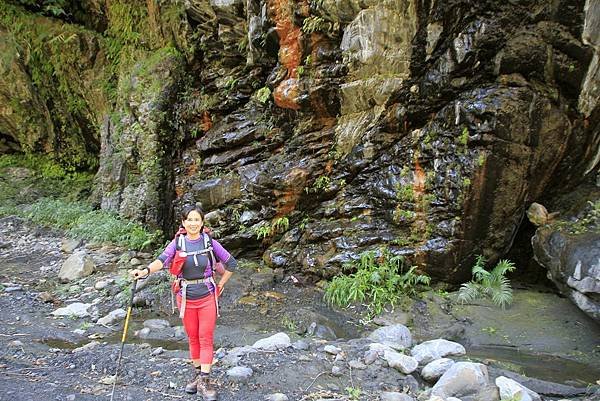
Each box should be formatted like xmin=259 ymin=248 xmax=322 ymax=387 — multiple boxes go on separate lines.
xmin=130 ymin=267 xmax=149 ymax=280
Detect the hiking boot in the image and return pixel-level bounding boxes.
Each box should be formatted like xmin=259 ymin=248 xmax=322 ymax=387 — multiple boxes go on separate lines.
xmin=184 ymin=370 xmax=201 ymax=394
xmin=197 ymin=376 xmax=217 ymax=401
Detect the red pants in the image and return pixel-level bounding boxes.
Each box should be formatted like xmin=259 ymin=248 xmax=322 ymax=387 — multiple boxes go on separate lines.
xmin=176 ymin=294 xmax=217 ymax=364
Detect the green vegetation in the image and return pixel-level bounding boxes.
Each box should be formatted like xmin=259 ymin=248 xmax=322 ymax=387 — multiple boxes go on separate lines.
xmin=457 ymin=256 xmax=516 ymax=308
xmin=14 ymin=0 xmax=68 ymax=17
xmin=324 ymin=248 xmax=431 ymax=317
xmin=345 ymin=387 xmax=361 ymax=400
xmin=8 ymin=199 xmax=160 ymax=250
xmin=306 ymin=175 xmax=331 ymax=194
xmin=395 ymin=183 xmax=414 ymax=203
xmin=254 ymin=222 xmax=273 ymax=240
xmin=0 ymin=154 xmax=93 ymax=206
xmin=551 ymin=200 xmax=600 ymax=234
xmin=458 ymin=126 xmax=469 ymax=146
xmin=272 ymin=216 xmax=289 ymax=233
xmin=281 ymin=315 xmax=297 ymax=332
xmin=301 ymin=16 xmax=330 ymax=34
xmin=255 ymin=87 xmax=271 ymax=104
xmin=393 ymin=208 xmax=416 ymax=222
xmin=477 ymin=153 xmax=486 ymax=167
xmin=79 ymin=321 xmax=93 ymax=330
xmin=253 ymin=216 xmax=290 ymax=240
xmin=0 ymin=154 xmax=160 ymax=251
xmin=0 ymin=2 xmax=101 ymax=169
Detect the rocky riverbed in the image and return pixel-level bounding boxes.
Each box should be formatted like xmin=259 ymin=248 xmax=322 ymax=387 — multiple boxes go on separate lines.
xmin=0 ymin=215 xmax=599 ymax=401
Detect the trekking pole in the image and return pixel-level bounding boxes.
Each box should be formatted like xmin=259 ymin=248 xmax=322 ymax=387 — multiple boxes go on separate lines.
xmin=109 ymin=279 xmax=138 ymax=401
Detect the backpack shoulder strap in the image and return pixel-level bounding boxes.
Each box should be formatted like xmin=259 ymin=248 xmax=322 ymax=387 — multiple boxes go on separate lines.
xmin=176 ymin=233 xmax=186 ymax=251
xmin=203 ymin=233 xmax=216 ymax=267
xmin=175 ymin=227 xmax=187 ymax=251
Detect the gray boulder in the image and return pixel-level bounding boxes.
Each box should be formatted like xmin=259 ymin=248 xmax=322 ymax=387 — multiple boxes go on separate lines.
xmin=58 ymin=251 xmax=95 ymax=283
xmin=532 ymin=206 xmax=600 ymax=323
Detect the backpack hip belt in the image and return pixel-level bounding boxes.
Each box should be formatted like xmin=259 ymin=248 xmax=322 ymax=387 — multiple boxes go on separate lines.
xmin=178 ymin=277 xmax=220 ymax=319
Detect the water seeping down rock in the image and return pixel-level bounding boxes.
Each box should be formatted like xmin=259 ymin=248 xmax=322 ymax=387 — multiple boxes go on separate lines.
xmin=1 ymin=0 xmax=599 ymax=304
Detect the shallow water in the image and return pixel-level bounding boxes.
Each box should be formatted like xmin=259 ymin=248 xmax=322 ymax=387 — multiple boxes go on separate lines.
xmin=467 ymin=345 xmax=600 ymax=386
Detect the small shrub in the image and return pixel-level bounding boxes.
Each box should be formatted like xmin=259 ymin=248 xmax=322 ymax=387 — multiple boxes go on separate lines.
xmin=346 ymin=387 xmax=361 ymax=400
xmin=254 ymin=222 xmax=272 ymax=240
xmin=272 ymin=216 xmax=289 ymax=234
xmin=306 ymin=175 xmax=331 ymax=193
xmin=324 ymin=247 xmax=431 ymax=317
xmin=395 ymin=183 xmax=414 ymax=202
xmin=255 ymin=87 xmax=271 ymax=103
xmin=281 ymin=315 xmax=297 ymax=332
xmin=302 ymin=16 xmax=330 ymax=34
xmin=458 ymin=126 xmax=469 ymax=146
xmin=457 ymin=256 xmax=516 ymax=308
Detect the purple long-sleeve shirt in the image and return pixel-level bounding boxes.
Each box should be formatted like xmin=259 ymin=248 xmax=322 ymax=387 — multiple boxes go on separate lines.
xmin=158 ymin=234 xmax=237 ymax=299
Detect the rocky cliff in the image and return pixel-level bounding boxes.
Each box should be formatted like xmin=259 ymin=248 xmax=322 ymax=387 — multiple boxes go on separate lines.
xmin=1 ymin=0 xmax=598 ymax=283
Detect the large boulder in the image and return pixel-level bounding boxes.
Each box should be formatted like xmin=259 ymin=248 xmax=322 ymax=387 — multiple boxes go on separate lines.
xmin=532 ymin=188 xmax=600 ymax=322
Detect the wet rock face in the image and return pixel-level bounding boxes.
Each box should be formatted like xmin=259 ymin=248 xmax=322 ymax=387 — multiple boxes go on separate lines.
xmin=92 ymin=47 xmax=185 ymax=231
xmin=4 ymin=1 xmax=599 ymax=281
xmin=170 ymin=0 xmax=599 ymax=281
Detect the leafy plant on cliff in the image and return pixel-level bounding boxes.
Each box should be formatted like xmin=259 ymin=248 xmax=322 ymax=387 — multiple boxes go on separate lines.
xmin=324 ymin=247 xmax=431 ymax=317
xmin=255 ymin=87 xmax=271 ymax=104
xmin=302 ymin=16 xmax=330 ymax=34
xmin=457 ymin=256 xmax=516 ymax=308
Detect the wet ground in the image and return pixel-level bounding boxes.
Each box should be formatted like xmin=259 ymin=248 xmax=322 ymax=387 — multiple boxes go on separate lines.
xmin=1 ymin=216 xmax=599 ymax=401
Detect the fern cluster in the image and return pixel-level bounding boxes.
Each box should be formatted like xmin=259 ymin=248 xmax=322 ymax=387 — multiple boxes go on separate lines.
xmin=324 ymin=247 xmax=431 ymax=317
xmin=457 ymin=256 xmax=516 ymax=308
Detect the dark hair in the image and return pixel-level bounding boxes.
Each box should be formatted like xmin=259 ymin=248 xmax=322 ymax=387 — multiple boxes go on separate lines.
xmin=180 ymin=205 xmax=205 ymax=222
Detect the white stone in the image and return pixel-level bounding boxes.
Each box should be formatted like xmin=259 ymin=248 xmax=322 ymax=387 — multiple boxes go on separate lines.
xmin=430 ymin=361 xmax=489 ymax=399
xmin=96 ymin=308 xmax=126 ymax=326
xmin=368 ymin=324 xmax=412 ymax=350
xmin=94 ymin=280 xmax=109 ymax=290
xmin=252 ymin=332 xmax=291 ymax=350
xmin=421 ymin=358 xmax=455 ymax=382
xmin=495 ymin=376 xmax=542 ymax=401
xmin=324 ymin=345 xmax=341 ymax=355
xmin=265 ymin=394 xmax=289 ymax=401
xmin=383 ymin=349 xmax=418 ymax=374
xmin=411 ymin=339 xmax=466 ymax=364
xmin=51 ymin=302 xmax=91 ymax=318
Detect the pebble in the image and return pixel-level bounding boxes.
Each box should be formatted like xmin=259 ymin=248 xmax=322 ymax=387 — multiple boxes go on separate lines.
xmin=324 ymin=345 xmax=341 ymax=355
xmin=266 ymin=394 xmax=289 ymax=401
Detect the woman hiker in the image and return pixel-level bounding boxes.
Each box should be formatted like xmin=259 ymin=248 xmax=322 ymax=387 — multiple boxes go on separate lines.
xmin=130 ymin=205 xmax=237 ymax=400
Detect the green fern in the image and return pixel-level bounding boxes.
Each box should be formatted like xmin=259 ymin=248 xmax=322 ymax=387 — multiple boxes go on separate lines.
xmin=324 ymin=247 xmax=431 ymax=317
xmin=457 ymin=256 xmax=516 ymax=308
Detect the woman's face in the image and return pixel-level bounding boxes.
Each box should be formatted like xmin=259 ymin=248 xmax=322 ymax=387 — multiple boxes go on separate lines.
xmin=183 ymin=210 xmax=203 ymax=236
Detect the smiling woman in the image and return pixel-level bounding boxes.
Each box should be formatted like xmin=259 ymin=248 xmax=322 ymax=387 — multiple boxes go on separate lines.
xmin=129 ymin=205 xmax=238 ymax=401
